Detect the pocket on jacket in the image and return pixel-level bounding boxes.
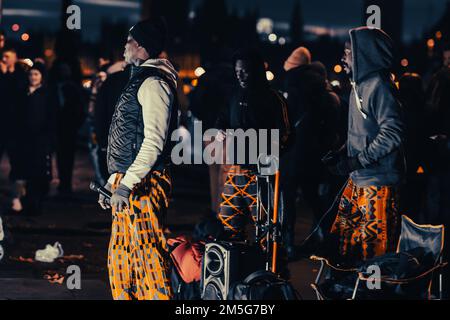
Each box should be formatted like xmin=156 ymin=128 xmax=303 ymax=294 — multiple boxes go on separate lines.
xmin=348 ymin=132 xmax=368 ymax=156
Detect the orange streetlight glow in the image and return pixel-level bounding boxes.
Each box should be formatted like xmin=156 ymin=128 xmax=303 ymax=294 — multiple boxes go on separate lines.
xmin=334 ymin=64 xmax=342 ymax=73
xmin=21 ymin=33 xmax=30 ymax=41
xmin=427 ymin=38 xmax=435 ymax=48
xmin=44 ymin=49 xmax=54 ymax=57
xmin=12 ymin=24 xmax=20 ymax=32
xmin=401 ymin=58 xmax=409 ymax=67
xmin=435 ymin=31 xmax=442 ymax=40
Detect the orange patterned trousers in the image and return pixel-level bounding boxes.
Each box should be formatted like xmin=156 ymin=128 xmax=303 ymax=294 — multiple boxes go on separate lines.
xmin=108 ymin=170 xmax=173 ymax=300
xmin=331 ymin=179 xmax=399 ymax=261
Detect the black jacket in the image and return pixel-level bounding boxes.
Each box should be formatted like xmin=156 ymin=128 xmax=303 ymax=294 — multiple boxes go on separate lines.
xmin=22 ymin=86 xmax=57 ymax=180
xmin=190 ymin=63 xmax=234 ymax=131
xmin=347 ymin=27 xmax=405 ymax=187
xmin=285 ymin=63 xmax=341 ymax=175
xmin=107 ymin=66 xmax=178 ymax=175
xmin=215 ymin=85 xmax=291 ymax=167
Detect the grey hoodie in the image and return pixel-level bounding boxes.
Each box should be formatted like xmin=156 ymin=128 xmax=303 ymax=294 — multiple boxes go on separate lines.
xmin=347 ymin=27 xmax=405 ymax=187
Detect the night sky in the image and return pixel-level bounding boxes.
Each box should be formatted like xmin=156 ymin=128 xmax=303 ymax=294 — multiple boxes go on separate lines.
xmin=0 ymin=0 xmax=447 ymax=42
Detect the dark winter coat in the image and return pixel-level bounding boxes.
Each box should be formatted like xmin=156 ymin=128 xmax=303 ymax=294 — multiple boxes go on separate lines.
xmin=285 ymin=63 xmax=341 ymax=175
xmin=215 ymin=84 xmax=291 ymax=167
xmin=22 ymin=86 xmax=57 ymax=180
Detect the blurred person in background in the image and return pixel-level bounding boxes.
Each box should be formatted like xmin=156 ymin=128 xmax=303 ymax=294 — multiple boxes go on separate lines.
xmin=281 ymin=46 xmax=341 ymax=259
xmin=87 ymin=58 xmax=112 ymax=186
xmin=95 ymin=62 xmax=130 ymax=183
xmin=424 ymin=42 xmax=450 ymax=224
xmin=49 ymin=62 xmax=85 ymax=195
xmin=190 ymin=54 xmax=235 ymax=215
xmin=398 ymin=73 xmax=427 ymax=222
xmin=0 ymin=47 xmax=28 ymax=212
xmin=19 ymin=63 xmax=57 ymax=215
xmin=424 ymin=42 xmax=450 ymax=296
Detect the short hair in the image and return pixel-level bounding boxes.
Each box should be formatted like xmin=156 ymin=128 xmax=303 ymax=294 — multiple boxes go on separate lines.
xmin=2 ymin=47 xmax=17 ymax=54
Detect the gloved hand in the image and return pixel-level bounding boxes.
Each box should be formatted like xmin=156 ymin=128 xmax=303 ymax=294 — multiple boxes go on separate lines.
xmin=110 ymin=184 xmax=131 ymax=212
xmin=329 ymin=156 xmax=363 ymax=176
xmin=98 ymin=182 xmax=112 ymax=210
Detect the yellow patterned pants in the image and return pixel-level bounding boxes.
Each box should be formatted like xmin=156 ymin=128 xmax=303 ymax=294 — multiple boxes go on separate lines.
xmin=108 ymin=170 xmax=173 ymax=300
xmin=331 ymin=179 xmax=399 ymax=261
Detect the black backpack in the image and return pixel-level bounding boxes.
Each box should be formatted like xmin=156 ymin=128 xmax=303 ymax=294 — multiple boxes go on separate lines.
xmin=227 ymin=270 xmax=300 ymax=300
xmin=170 ymin=265 xmax=202 ymax=300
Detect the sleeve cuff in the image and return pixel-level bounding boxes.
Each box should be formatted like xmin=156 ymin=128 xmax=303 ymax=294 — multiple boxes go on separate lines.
xmin=107 ymin=173 xmax=117 ymax=185
xmin=120 ymin=172 xmax=141 ymax=191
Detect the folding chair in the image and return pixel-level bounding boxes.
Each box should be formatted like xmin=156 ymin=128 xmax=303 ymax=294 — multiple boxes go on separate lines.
xmin=352 ymin=215 xmax=447 ymax=300
xmin=310 ymin=215 xmax=447 ymax=300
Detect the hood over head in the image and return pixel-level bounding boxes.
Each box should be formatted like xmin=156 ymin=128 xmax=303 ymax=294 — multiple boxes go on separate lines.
xmin=349 ymin=27 xmax=394 ymax=83
xmin=140 ymin=58 xmax=178 ymax=88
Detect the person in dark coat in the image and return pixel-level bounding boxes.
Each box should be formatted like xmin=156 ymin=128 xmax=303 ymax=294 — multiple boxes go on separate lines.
xmin=20 ymin=63 xmax=57 ymax=215
xmin=94 ymin=65 xmax=131 ymax=183
xmin=281 ymin=47 xmax=341 ymax=259
xmin=49 ymin=62 xmax=85 ymax=194
xmin=190 ymin=59 xmax=234 ymax=214
xmin=0 ymin=47 xmax=28 ymax=211
xmin=326 ymin=27 xmax=405 ymax=263
xmin=398 ymin=73 xmax=427 ymax=222
xmin=215 ymin=48 xmax=291 ymax=241
xmin=424 ymin=43 xmax=450 ymax=296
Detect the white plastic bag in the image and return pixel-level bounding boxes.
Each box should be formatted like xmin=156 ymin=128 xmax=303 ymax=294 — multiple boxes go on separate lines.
xmin=35 ymin=242 xmax=64 ymax=263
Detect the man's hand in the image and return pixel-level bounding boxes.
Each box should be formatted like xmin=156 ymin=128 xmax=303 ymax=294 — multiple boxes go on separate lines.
xmin=329 ymin=156 xmax=363 ymax=176
xmin=110 ymin=184 xmax=131 ymax=212
xmin=98 ymin=183 xmax=112 ymax=210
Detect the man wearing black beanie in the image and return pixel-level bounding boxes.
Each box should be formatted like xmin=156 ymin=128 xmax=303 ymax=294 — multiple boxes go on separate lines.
xmin=98 ymin=17 xmax=179 ymax=300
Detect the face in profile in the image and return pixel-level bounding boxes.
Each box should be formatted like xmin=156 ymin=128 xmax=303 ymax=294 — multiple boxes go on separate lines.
xmin=123 ymin=35 xmax=140 ymax=65
xmin=29 ymin=69 xmax=43 ymax=87
xmin=342 ymin=41 xmax=353 ymax=75
xmin=2 ymin=50 xmax=17 ymax=68
xmin=235 ymin=59 xmax=251 ymax=89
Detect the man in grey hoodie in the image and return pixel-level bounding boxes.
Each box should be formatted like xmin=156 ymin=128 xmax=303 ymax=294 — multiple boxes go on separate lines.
xmin=97 ymin=18 xmax=179 ymax=300
xmin=326 ymin=27 xmax=405 ymax=262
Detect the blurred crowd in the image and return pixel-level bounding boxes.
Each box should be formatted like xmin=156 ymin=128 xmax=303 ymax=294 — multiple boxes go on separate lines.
xmin=0 ymin=27 xmax=449 ymax=257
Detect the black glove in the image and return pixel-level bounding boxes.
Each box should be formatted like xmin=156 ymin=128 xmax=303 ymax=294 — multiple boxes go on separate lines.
xmin=329 ymin=156 xmax=363 ymax=176
xmin=110 ymin=184 xmax=131 ymax=212
xmin=98 ymin=182 xmax=112 ymax=210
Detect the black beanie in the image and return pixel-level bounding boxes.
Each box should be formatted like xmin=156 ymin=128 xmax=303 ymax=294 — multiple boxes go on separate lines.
xmin=129 ymin=17 xmax=167 ymax=58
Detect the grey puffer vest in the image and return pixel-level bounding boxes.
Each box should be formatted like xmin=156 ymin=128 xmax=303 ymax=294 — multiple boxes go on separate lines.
xmin=107 ymin=66 xmax=178 ymax=175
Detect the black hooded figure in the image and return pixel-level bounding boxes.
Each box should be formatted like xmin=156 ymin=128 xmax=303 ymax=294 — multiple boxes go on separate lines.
xmin=326 ymin=27 xmax=405 ymax=262
xmin=215 ymin=48 xmax=291 ymax=241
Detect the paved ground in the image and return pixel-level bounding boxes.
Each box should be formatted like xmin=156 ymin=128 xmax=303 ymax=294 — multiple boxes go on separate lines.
xmin=0 ymin=150 xmax=319 ymax=300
